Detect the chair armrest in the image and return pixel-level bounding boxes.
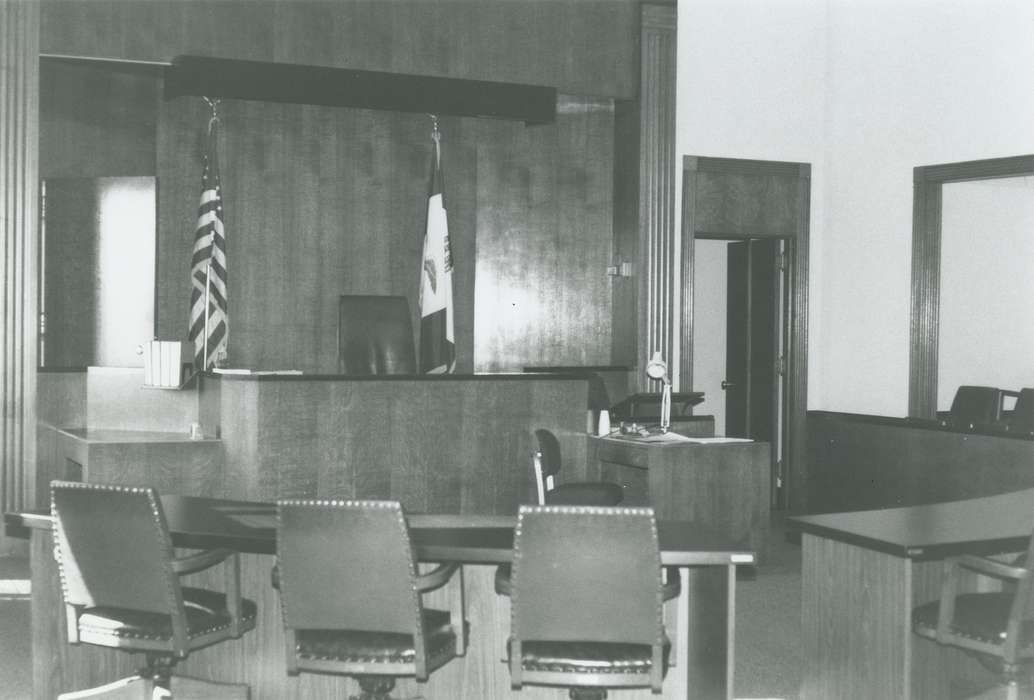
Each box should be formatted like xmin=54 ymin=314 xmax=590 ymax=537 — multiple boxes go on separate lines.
xmin=956 ymin=554 xmax=1030 ymax=581
xmin=415 ymin=562 xmax=460 ymax=593
xmin=172 ymin=548 xmax=235 ymax=576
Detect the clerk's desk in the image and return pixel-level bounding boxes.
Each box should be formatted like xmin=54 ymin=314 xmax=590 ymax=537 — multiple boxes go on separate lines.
xmin=7 ymin=496 xmax=755 ymax=700
xmin=589 ymin=434 xmax=771 ymax=555
xmin=790 ymin=488 xmax=1034 ymax=700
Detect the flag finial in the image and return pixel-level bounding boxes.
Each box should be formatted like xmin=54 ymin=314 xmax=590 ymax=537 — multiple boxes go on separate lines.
xmin=203 ymin=96 xmax=221 ymax=132
xmin=428 ymin=113 xmax=440 ymax=143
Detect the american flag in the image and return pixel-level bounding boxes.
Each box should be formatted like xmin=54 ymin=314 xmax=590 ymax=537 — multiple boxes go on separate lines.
xmin=419 ymin=127 xmax=455 ymax=373
xmin=187 ymin=117 xmax=228 ymax=371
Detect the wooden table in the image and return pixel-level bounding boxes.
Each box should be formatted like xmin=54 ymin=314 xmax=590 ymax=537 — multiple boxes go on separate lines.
xmin=8 ymin=496 xmax=755 ymax=700
xmin=588 ymin=435 xmax=771 ymax=555
xmin=790 ymin=488 xmax=1034 ymax=699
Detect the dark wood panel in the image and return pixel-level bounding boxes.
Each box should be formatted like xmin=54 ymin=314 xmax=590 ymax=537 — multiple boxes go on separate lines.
xmin=693 ymin=172 xmax=801 ymax=238
xmin=590 ymin=437 xmax=771 ymax=556
xmin=807 ymin=411 xmax=1034 ymax=514
xmin=810 ymin=413 xmax=1034 ymax=511
xmin=611 ymin=99 xmax=640 ymax=367
xmin=212 ymin=375 xmax=589 ymax=514
xmin=39 ymin=58 xmax=158 ymax=178
xmin=40 ymin=0 xmax=638 ymax=99
xmin=156 ymin=93 xmax=614 ymax=373
xmin=164 ymin=56 xmax=556 ymax=125
xmin=473 ymin=100 xmax=614 ymax=371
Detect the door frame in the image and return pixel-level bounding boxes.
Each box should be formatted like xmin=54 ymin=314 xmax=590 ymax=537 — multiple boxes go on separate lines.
xmin=679 ymin=156 xmax=810 ymax=513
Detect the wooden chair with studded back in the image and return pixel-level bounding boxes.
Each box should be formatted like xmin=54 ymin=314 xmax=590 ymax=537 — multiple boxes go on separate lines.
xmin=275 ymin=499 xmax=467 ymax=700
xmin=338 ymin=295 xmax=417 ymax=375
xmin=507 ymin=505 xmax=671 ymax=699
xmin=50 ymin=481 xmax=257 ymax=699
xmin=913 ymin=526 xmax=1034 ymax=700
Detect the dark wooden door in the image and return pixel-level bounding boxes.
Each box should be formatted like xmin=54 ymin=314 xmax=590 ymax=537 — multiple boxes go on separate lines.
xmin=724 ymin=240 xmax=780 ymax=442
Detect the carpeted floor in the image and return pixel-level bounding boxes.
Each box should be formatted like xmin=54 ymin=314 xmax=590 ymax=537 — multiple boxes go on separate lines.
xmin=733 ymin=515 xmax=803 ymax=700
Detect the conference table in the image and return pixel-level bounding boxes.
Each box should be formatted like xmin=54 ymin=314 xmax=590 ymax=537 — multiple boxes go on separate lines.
xmin=7 ymin=496 xmax=755 ymax=700
xmin=790 ymin=488 xmax=1034 ymax=700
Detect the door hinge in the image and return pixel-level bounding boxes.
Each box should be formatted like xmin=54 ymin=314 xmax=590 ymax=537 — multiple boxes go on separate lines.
xmin=776 ymin=354 xmax=786 ymax=376
xmin=776 ymin=459 xmax=784 ymax=488
xmin=776 ymin=251 xmax=787 ymax=271
xmin=39 ymin=312 xmax=46 ymax=336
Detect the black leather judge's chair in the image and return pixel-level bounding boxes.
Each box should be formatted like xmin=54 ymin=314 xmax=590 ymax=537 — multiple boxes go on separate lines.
xmin=913 ymin=528 xmax=1034 ymax=700
xmin=50 ymin=481 xmax=256 ymax=700
xmin=507 ymin=505 xmax=671 ymax=699
xmin=940 ymin=385 xmax=1004 ymax=431
xmin=338 ymin=295 xmax=417 ymax=375
xmin=275 ymin=499 xmax=467 ymax=700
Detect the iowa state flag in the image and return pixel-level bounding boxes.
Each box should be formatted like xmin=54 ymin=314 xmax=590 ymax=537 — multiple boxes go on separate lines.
xmin=419 ymin=131 xmax=455 ymax=373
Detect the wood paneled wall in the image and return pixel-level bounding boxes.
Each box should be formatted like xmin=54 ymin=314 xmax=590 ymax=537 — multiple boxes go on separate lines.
xmin=40 ymin=0 xmax=638 ymax=99
xmin=39 ymin=59 xmax=158 ymax=178
xmin=37 ymin=0 xmax=641 ymax=373
xmin=807 ymin=411 xmax=1034 ymax=514
xmin=1 ymin=0 xmax=40 ymax=535
xmin=154 ymin=96 xmax=615 ymax=372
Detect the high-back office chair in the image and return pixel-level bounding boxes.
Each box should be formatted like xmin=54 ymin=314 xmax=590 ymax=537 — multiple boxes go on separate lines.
xmin=275 ymin=499 xmax=467 ymax=700
xmin=338 ymin=295 xmax=417 ymax=375
xmin=533 ymin=428 xmax=623 ymax=506
xmin=940 ymin=385 xmax=1004 ymax=430
xmin=913 ymin=528 xmax=1034 ymax=700
xmin=50 ymin=481 xmax=256 ymax=699
xmin=507 ymin=505 xmax=670 ymax=699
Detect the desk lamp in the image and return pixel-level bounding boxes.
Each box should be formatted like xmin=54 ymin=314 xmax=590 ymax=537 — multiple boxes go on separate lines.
xmin=646 ymin=351 xmax=671 ymax=433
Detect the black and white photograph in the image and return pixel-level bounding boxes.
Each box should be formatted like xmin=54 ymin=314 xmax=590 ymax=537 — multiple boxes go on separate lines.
xmin=2 ymin=1 xmax=1033 ymax=698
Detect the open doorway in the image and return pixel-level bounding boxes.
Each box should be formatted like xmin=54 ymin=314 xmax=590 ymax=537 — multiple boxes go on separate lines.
xmin=679 ymin=156 xmax=809 ymax=512
xmin=694 ymin=237 xmax=788 ymax=507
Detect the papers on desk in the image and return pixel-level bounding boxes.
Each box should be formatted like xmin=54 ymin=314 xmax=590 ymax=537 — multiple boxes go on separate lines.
xmin=212 ymin=368 xmax=303 ymax=376
xmin=617 ymin=432 xmax=754 ymax=444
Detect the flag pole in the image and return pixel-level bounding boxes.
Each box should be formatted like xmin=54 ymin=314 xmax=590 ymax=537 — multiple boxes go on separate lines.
xmin=203 ymin=262 xmax=211 ymax=371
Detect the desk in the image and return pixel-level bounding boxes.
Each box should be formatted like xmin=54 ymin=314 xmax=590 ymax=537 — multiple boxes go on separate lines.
xmin=790 ymin=489 xmax=1034 ymax=699
xmin=588 ymin=435 xmax=770 ymax=555
xmin=8 ymin=496 xmax=754 ymax=700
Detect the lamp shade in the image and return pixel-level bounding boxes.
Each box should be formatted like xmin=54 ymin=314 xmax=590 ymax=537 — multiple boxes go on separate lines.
xmin=646 ymin=351 xmax=669 ymax=383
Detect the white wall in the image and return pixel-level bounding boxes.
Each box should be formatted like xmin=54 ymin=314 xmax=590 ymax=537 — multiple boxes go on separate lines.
xmin=678 ymin=0 xmax=1034 ymax=416
xmin=676 ymin=0 xmax=828 ymax=409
